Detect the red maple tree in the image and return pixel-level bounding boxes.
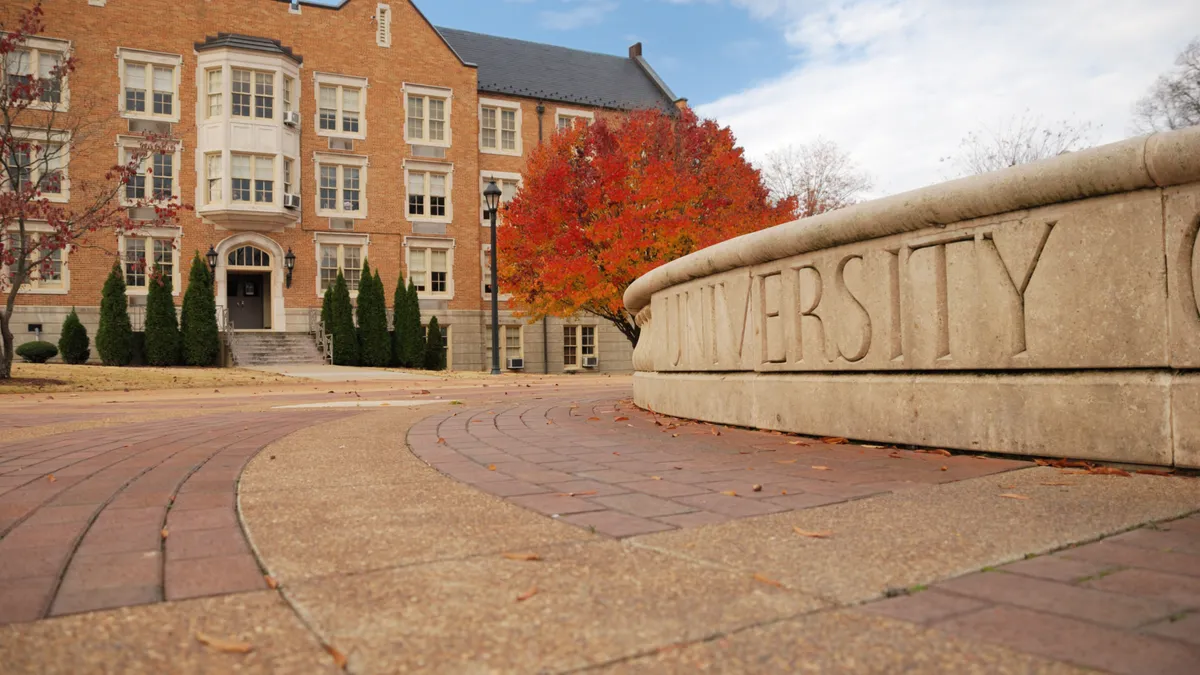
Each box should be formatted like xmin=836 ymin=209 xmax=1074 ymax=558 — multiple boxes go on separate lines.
xmin=0 ymin=3 xmax=183 ymax=378
xmin=499 ymin=107 xmax=796 ymax=346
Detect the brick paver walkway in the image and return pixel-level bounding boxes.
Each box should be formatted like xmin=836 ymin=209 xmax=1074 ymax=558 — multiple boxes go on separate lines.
xmin=408 ymin=397 xmax=1032 ymax=538
xmin=864 ymin=512 xmax=1200 ymax=674
xmin=0 ymin=410 xmax=349 ymax=625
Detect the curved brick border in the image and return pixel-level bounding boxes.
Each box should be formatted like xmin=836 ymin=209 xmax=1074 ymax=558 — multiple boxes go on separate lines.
xmin=0 ymin=410 xmax=348 ymax=624
xmin=407 ymin=397 xmax=1031 ymax=538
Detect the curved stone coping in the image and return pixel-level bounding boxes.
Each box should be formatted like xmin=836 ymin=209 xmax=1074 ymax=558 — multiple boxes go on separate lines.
xmin=0 ymin=410 xmax=348 ymax=625
xmin=624 ymin=124 xmax=1200 ymax=312
xmin=404 ymin=397 xmax=1028 ymax=539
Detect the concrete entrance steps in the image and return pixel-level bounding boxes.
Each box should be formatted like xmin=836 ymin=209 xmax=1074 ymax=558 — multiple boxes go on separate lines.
xmin=230 ymin=332 xmax=325 ymax=366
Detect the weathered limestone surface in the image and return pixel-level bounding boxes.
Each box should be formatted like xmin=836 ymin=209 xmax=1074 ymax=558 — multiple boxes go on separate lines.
xmin=626 ymin=126 xmax=1200 ymax=467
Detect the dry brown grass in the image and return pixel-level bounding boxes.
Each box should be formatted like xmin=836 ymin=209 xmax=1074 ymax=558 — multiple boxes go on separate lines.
xmin=1 ymin=363 xmax=305 ymax=394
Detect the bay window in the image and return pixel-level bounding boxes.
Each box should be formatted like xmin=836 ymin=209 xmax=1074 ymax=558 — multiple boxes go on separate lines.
xmin=206 ymin=69 xmax=222 ymax=117
xmin=205 ymin=153 xmax=221 ymax=204
xmin=231 ymin=154 xmax=273 ymax=204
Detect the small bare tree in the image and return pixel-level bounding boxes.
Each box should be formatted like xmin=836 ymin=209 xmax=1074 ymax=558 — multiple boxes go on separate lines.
xmin=943 ymin=113 xmax=1096 ymax=177
xmin=759 ymin=138 xmax=872 ymax=218
xmin=1 ymin=3 xmax=182 ymax=379
xmin=1133 ymin=38 xmax=1200 ymax=132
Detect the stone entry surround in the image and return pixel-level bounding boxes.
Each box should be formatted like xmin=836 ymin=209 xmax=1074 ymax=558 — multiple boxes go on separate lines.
xmin=624 ymin=125 xmax=1200 ymax=468
xmin=407 ymin=398 xmax=1030 ymax=538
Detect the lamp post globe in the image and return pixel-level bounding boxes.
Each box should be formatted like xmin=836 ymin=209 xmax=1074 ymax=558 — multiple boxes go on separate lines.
xmin=484 ymin=181 xmax=503 ymax=375
xmin=205 ymin=245 xmax=218 ymax=271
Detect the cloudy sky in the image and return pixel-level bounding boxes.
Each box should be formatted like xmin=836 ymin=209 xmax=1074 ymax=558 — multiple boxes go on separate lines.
xmin=418 ymin=0 xmax=1197 ymax=196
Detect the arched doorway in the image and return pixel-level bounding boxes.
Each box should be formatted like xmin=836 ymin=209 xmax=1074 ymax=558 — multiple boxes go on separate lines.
xmin=215 ymin=234 xmax=286 ymax=331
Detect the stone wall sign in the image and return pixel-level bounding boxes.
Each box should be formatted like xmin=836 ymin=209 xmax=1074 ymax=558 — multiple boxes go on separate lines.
xmin=626 ymin=126 xmax=1200 ymax=468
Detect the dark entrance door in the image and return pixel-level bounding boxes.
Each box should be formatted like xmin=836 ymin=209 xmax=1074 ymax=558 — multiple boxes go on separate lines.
xmin=227 ymin=272 xmax=267 ymax=330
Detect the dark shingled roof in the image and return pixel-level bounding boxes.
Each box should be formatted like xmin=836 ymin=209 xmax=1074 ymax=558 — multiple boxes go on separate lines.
xmin=195 ymin=33 xmax=303 ymax=65
xmin=435 ymin=28 xmax=677 ymax=111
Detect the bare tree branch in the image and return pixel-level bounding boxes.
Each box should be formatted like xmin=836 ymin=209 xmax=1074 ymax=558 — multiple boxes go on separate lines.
xmin=942 ymin=111 xmax=1097 ymax=177
xmin=758 ymin=138 xmax=872 ymax=217
xmin=1133 ymin=38 xmax=1200 ymax=133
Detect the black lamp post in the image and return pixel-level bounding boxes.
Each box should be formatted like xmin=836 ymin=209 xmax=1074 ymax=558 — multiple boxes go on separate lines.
xmin=484 ymin=180 xmax=503 ymax=375
xmin=205 ymin=245 xmax=218 ymax=271
xmin=284 ymin=248 xmax=296 ymax=288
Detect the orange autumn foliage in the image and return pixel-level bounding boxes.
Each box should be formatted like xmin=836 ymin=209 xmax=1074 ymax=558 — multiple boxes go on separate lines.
xmin=499 ymin=108 xmax=796 ymax=345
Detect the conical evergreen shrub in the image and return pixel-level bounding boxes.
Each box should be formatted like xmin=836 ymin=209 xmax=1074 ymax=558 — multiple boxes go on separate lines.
xmin=356 ymin=261 xmax=391 ymax=367
xmin=96 ymin=261 xmax=133 ymax=366
xmin=321 ymin=285 xmax=333 ymax=332
xmin=180 ymin=253 xmax=220 ymax=366
xmin=58 ymin=308 xmax=90 ymax=364
xmin=330 ymin=271 xmax=359 ymax=366
xmin=424 ymin=316 xmax=445 ymax=371
xmin=144 ymin=270 xmax=181 ymax=366
xmin=392 ymin=272 xmax=408 ymax=366
xmin=398 ymin=279 xmax=425 ymax=368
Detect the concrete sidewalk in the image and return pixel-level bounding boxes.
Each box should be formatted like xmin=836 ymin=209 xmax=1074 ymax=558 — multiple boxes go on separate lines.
xmin=247 ymin=364 xmax=443 ymax=381
xmin=1 ymin=383 xmax=1198 ymax=674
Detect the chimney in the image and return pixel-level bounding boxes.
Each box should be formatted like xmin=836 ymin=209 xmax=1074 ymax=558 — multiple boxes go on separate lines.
xmin=629 ymin=42 xmax=643 ymax=59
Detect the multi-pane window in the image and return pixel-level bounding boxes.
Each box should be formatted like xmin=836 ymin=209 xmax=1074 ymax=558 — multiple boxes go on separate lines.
xmin=4 ymin=142 xmax=64 ymax=195
xmin=4 ymin=46 xmax=64 ymax=104
xmin=318 ymin=84 xmax=363 ymax=135
xmin=283 ymin=76 xmax=295 ymax=115
xmin=254 ymin=72 xmax=274 ymax=119
xmin=205 ymin=153 xmax=221 ymax=203
xmin=485 ymin=326 xmax=522 ymax=368
xmin=482 ymin=246 xmax=494 ymax=295
xmin=557 ymin=113 xmax=592 ymax=131
xmin=152 ymin=152 xmax=172 ymax=200
xmin=231 ymin=155 xmax=250 ymax=202
xmin=254 ymin=155 xmax=273 ymax=203
xmin=283 ymin=158 xmax=294 ymax=196
xmin=317 ymin=242 xmax=364 ymax=292
xmin=407 ymin=170 xmax=448 ymax=219
xmin=206 ymin=69 xmax=222 ymax=117
xmin=3 ymin=147 xmax=31 ymax=191
xmin=121 ymin=234 xmax=178 ymax=291
xmin=480 ymin=177 xmax=519 ymax=221
xmin=408 ymin=246 xmax=449 ymax=294
xmin=153 ymin=239 xmax=174 ymax=282
xmin=317 ymin=163 xmax=364 ymax=214
xmin=124 ymin=148 xmax=145 ymax=201
xmin=563 ymin=325 xmax=597 ymax=366
xmin=406 ymin=92 xmax=448 ymax=144
xmin=124 ymin=62 xmax=174 ymax=116
xmin=5 ymin=233 xmax=64 ymax=291
xmin=480 ymin=105 xmax=518 ymax=152
xmin=231 ymin=155 xmax=274 ymax=204
xmin=231 ymin=69 xmax=252 ymax=117
xmin=123 ymin=237 xmax=146 ymax=287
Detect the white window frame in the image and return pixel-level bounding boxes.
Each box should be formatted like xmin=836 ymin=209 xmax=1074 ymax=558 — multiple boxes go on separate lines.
xmin=314 ymin=232 xmax=369 ymax=298
xmin=2 ymin=221 xmax=69 ymax=295
xmin=313 ymin=72 xmax=368 ymax=140
xmin=555 ymin=107 xmax=595 ymax=131
xmin=485 ymin=324 xmax=524 ymax=369
xmin=403 ymin=83 xmax=452 ymax=148
xmin=229 ymin=153 xmax=275 ymax=205
xmin=376 ymin=4 xmax=392 ymax=48
xmin=479 ymin=170 xmax=521 ymax=227
xmin=116 ymin=48 xmax=181 ymax=123
xmin=3 ymin=35 xmax=71 ymax=111
xmin=405 ymin=160 xmax=452 ymax=224
xmin=118 ymin=226 xmax=182 ymax=297
xmin=4 ymin=127 xmax=70 ymax=203
xmin=314 ymin=152 xmax=368 ymax=219
xmin=479 ymin=97 xmax=522 ymax=156
xmin=117 ymin=135 xmax=181 ymax=206
xmin=563 ymin=324 xmax=598 ymax=369
xmin=404 ymin=236 xmax=455 ymax=300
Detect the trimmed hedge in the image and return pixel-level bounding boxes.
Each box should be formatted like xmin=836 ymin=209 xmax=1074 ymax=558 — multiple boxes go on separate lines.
xmin=96 ymin=261 xmax=133 ymax=366
xmin=16 ymin=340 xmax=58 ymax=363
xmin=58 ymin=308 xmax=90 ymax=364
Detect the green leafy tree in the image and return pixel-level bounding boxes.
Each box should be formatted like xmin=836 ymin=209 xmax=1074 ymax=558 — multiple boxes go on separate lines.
xmin=356 ymin=261 xmax=391 ymax=367
xmin=58 ymin=308 xmax=90 ymax=364
xmin=180 ymin=253 xmax=219 ymax=366
xmin=96 ymin=261 xmax=133 ymax=366
xmin=424 ymin=316 xmax=445 ymax=371
xmin=143 ymin=269 xmax=180 ymax=366
xmin=330 ymin=271 xmax=359 ymax=366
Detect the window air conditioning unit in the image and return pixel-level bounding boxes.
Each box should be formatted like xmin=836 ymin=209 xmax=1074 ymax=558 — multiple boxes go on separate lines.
xmin=582 ymin=356 xmax=598 ymax=368
xmin=506 ymin=357 xmax=524 ymax=370
xmin=283 ymin=193 xmax=300 ymax=209
xmin=283 ymin=111 xmax=301 ymax=127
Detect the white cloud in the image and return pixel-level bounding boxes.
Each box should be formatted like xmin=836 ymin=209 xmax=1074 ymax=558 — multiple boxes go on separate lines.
xmin=539 ymin=0 xmax=619 ymax=30
xmin=693 ymin=0 xmax=1200 ymax=196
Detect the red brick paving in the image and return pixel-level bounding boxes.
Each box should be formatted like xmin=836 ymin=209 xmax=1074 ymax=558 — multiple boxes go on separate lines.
xmin=407 ymin=398 xmax=1031 ymax=539
xmin=862 ymin=512 xmax=1200 ymax=673
xmin=0 ymin=410 xmax=348 ymax=625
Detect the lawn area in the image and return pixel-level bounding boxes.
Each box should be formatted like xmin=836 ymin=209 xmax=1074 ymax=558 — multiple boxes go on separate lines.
xmin=0 ymin=363 xmax=305 ymax=394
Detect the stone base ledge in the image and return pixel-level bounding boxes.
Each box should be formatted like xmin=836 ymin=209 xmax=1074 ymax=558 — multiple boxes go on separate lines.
xmin=633 ymin=371 xmax=1200 ymax=468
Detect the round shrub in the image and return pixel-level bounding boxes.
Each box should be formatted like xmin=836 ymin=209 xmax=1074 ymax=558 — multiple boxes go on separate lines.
xmin=16 ymin=341 xmax=58 ymax=364
xmin=58 ymin=308 xmax=91 ymax=364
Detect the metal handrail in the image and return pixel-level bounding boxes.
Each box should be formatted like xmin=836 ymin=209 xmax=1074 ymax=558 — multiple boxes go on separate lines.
xmin=217 ymin=306 xmax=236 ymax=365
xmin=308 ymin=308 xmax=333 ymax=364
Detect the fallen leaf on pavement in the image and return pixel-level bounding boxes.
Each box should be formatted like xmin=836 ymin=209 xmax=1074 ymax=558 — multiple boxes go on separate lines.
xmin=47 ymin=474 xmax=56 ymax=483
xmin=753 ymin=573 xmax=785 ymax=588
xmin=651 ymin=476 xmax=662 ymax=481
xmin=1087 ymin=466 xmax=1132 ymax=477
xmin=161 ymin=529 xmax=169 ymax=539
xmin=822 ymin=437 xmax=849 ymax=445
xmin=487 ymin=464 xmax=496 ymax=471
xmin=436 ymin=438 xmax=446 ymax=445
xmin=811 ymin=465 xmax=830 ymax=471
xmin=264 ymin=575 xmax=278 ymax=589
xmin=999 ymin=493 xmax=1030 ymax=500
xmin=1135 ymin=469 xmax=1175 ymax=476
xmin=612 ymin=451 xmax=621 ymax=456
xmin=710 ymin=427 xmax=722 ymax=436
xmin=614 ymin=416 xmax=629 ymax=422
xmin=788 ymin=440 xmax=811 ymax=446
xmin=918 ymin=449 xmax=952 ymax=457
xmin=781 ymin=489 xmax=789 ymax=495
xmin=411 ymin=389 xmax=431 ymax=395
xmin=672 ymin=433 xmax=679 ymax=438
xmin=793 ymin=527 xmax=833 ymax=538
xmin=516 ymin=586 xmax=539 ymax=602
xmin=863 ymin=444 xmax=886 ymax=449
xmin=776 ymin=459 xmax=798 ymax=464
xmin=502 ymin=552 xmax=542 ymax=561
xmin=888 ymin=452 xmax=906 ymax=459
xmin=752 ymin=484 xmax=763 ymax=492
xmin=587 ymin=417 xmax=600 ymax=422
xmin=196 ymin=632 xmax=253 ymax=654
xmin=325 ymin=644 xmax=348 ymax=668
xmin=940 ymin=466 xmax=948 ymax=471
xmin=721 ymin=490 xmax=738 ymax=497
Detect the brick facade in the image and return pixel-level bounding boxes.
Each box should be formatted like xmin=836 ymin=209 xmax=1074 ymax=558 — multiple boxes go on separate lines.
xmin=2 ymin=0 xmax=677 ymax=373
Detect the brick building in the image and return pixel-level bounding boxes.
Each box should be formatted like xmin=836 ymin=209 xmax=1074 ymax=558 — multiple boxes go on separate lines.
xmin=1 ymin=0 xmax=681 ymax=372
